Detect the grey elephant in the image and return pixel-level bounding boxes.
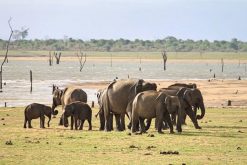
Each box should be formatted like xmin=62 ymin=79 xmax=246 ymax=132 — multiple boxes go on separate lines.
xmin=96 ymin=89 xmax=113 ymax=131
xmin=168 ymin=84 xmax=205 ymax=120
xmin=52 ymin=85 xmax=87 ymax=125
xmin=102 ymin=79 xmax=157 ymax=131
xmin=24 ymin=103 xmax=58 ymax=128
xmin=63 ymin=101 xmax=92 ymax=130
xmin=168 ymin=83 xmax=197 ymax=89
xmin=131 ymin=90 xmax=182 ymax=134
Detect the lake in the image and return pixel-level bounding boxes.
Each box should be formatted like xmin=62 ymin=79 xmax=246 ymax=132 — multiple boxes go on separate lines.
xmin=0 ymin=59 xmax=246 ymax=107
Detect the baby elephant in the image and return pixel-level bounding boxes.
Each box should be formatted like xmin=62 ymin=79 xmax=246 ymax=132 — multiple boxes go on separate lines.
xmin=24 ymin=103 xmax=58 ymax=128
xmin=63 ymin=101 xmax=92 ymax=130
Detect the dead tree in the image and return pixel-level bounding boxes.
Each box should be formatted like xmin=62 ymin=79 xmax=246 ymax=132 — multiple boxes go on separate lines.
xmin=76 ymin=52 xmax=87 ymax=72
xmin=139 ymin=56 xmax=142 ymax=71
xmin=54 ymin=52 xmax=61 ymax=64
xmin=221 ymin=58 xmax=224 ymax=72
xmin=162 ymin=51 xmax=167 ymax=70
xmin=30 ymin=70 xmax=32 ymax=93
xmin=48 ymin=51 xmax=53 ymax=66
xmin=0 ymin=18 xmax=13 ymax=92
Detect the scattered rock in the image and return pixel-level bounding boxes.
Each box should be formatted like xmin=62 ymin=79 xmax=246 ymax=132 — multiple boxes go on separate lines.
xmin=129 ymin=145 xmax=138 ymax=149
xmin=147 ymin=134 xmax=155 ymax=137
xmin=146 ymin=146 xmax=156 ymax=150
xmin=1 ymin=118 xmax=4 ymax=120
xmin=3 ymin=123 xmax=5 ymax=125
xmin=5 ymin=140 xmax=13 ymax=145
xmin=127 ymin=132 xmax=131 ymax=136
xmin=94 ymin=146 xmax=97 ymax=148
xmin=6 ymin=114 xmax=9 ymax=116
xmin=46 ymin=142 xmax=49 ymax=144
xmin=58 ymin=142 xmax=62 ymax=145
xmin=144 ymin=153 xmax=152 ymax=155
xmin=160 ymin=151 xmax=179 ymax=155
xmin=237 ymin=147 xmax=241 ymax=150
xmin=239 ymin=120 xmax=242 ymax=122
xmin=182 ymin=163 xmax=186 ymax=165
xmin=238 ymin=130 xmax=244 ymax=133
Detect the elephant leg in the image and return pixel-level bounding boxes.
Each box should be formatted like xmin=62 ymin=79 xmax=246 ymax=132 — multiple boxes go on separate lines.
xmin=28 ymin=119 xmax=32 ymax=128
xmin=164 ymin=113 xmax=174 ymax=133
xmin=109 ymin=113 xmax=113 ymax=131
xmin=162 ymin=121 xmax=169 ymax=130
xmin=40 ymin=116 xmax=45 ymax=128
xmin=185 ymin=108 xmax=201 ymax=129
xmin=79 ymin=120 xmax=85 ymax=130
xmin=75 ymin=117 xmax=78 ymax=130
xmin=171 ymin=113 xmax=177 ymax=126
xmin=120 ymin=114 xmax=125 ymax=131
xmin=114 ymin=114 xmax=122 ymax=131
xmin=99 ymin=110 xmax=105 ymax=131
xmin=145 ymin=119 xmax=152 ymax=131
xmin=131 ymin=114 xmax=139 ymax=133
xmin=104 ymin=110 xmax=111 ymax=132
xmin=70 ymin=116 xmax=74 ymax=130
xmin=88 ymin=119 xmax=92 ymax=130
xmin=24 ymin=117 xmax=27 ymax=128
xmin=139 ymin=118 xmax=146 ymax=133
xmin=47 ymin=117 xmax=51 ymax=127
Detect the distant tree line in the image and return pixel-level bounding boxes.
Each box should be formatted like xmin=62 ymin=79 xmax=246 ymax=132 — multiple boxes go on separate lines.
xmin=0 ymin=36 xmax=246 ymax=52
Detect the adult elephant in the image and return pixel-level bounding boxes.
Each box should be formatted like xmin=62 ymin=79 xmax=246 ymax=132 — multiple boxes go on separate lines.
xmin=103 ymin=79 xmax=157 ymax=131
xmin=168 ymin=84 xmax=205 ymax=120
xmin=168 ymin=83 xmax=197 ymax=89
xmin=52 ymin=85 xmax=87 ymax=125
xmin=96 ymin=88 xmax=113 ymax=131
xmin=132 ymin=90 xmax=182 ymax=133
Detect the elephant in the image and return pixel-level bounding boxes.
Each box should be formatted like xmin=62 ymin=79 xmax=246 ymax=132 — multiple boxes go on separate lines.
xmin=63 ymin=101 xmax=92 ymax=130
xmin=168 ymin=84 xmax=205 ymax=120
xmin=168 ymin=83 xmax=197 ymax=89
xmin=24 ymin=103 xmax=58 ymax=128
xmin=102 ymin=79 xmax=157 ymax=131
xmin=52 ymin=85 xmax=87 ymax=125
xmin=131 ymin=90 xmax=182 ymax=134
xmin=96 ymin=89 xmax=113 ymax=131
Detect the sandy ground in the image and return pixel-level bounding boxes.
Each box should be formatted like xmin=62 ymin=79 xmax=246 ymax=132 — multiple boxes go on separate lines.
xmin=69 ymin=79 xmax=247 ymax=108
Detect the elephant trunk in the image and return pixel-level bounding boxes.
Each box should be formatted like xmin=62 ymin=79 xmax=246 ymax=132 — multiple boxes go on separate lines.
xmin=196 ymin=102 xmax=205 ymax=120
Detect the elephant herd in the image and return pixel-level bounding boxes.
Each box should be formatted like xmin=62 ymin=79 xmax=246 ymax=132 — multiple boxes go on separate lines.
xmin=23 ymin=79 xmax=206 ymax=134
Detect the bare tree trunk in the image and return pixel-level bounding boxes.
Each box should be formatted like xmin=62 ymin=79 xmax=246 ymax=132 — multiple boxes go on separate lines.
xmin=162 ymin=51 xmax=167 ymax=70
xmin=221 ymin=58 xmax=224 ymax=72
xmin=48 ymin=51 xmax=52 ymax=66
xmin=0 ymin=18 xmax=13 ymax=92
xmin=54 ymin=52 xmax=61 ymax=64
xmin=30 ymin=70 xmax=32 ymax=93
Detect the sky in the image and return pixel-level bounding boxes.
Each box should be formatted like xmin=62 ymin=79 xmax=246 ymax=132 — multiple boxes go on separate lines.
xmin=0 ymin=0 xmax=247 ymax=41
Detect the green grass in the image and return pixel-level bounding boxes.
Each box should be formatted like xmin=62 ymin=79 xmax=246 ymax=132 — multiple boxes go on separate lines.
xmin=1 ymin=50 xmax=247 ymax=60
xmin=0 ymin=107 xmax=247 ymax=164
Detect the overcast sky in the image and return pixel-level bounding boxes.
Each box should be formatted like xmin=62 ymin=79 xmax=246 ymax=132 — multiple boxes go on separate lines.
xmin=0 ymin=0 xmax=246 ymax=41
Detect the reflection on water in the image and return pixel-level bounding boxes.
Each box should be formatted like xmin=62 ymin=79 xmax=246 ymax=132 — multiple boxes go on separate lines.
xmin=0 ymin=60 xmax=246 ymax=107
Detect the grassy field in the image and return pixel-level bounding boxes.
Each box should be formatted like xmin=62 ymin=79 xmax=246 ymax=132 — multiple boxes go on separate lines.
xmin=0 ymin=107 xmax=246 ymax=164
xmin=1 ymin=50 xmax=247 ymax=60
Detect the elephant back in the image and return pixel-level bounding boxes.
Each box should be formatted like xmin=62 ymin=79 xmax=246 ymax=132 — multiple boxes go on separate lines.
xmin=63 ymin=87 xmax=88 ymax=106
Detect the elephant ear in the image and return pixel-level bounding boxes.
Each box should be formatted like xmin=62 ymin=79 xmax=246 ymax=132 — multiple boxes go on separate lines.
xmin=165 ymin=96 xmax=172 ymax=108
xmin=135 ymin=79 xmax=144 ymax=95
xmin=183 ymin=89 xmax=193 ymax=105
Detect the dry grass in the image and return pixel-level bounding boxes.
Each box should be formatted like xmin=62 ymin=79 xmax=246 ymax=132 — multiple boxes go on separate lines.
xmin=0 ymin=107 xmax=247 ymax=164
